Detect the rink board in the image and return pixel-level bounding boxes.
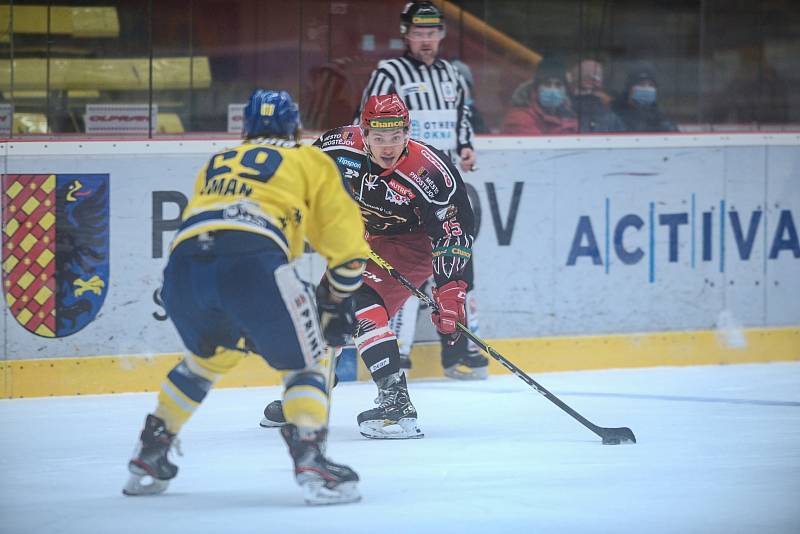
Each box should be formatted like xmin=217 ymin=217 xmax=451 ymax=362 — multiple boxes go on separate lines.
xmin=1 ymin=134 xmax=799 ymax=397
xmin=1 ymin=326 xmax=797 ymax=398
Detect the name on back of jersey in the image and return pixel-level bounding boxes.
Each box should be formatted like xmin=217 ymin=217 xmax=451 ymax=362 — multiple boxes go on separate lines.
xmin=202 ymin=176 xmax=253 ymax=197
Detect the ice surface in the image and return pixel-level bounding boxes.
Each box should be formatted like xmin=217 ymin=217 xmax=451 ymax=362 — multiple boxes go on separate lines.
xmin=1 ymin=362 xmax=799 ymax=534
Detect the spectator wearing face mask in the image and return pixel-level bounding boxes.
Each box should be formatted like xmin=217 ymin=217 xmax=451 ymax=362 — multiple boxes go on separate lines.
xmin=568 ymin=59 xmax=626 ymax=133
xmin=612 ymin=61 xmax=678 ymax=133
xmin=501 ymin=57 xmax=578 ymax=135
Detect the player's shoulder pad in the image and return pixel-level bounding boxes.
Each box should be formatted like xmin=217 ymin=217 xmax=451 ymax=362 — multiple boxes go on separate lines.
xmin=203 ymin=143 xmax=243 ymax=168
xmin=394 ymin=139 xmax=458 ymax=204
xmin=300 ymin=144 xmax=344 ymax=179
xmin=316 ymin=125 xmax=366 ymax=153
xmin=216 ymin=143 xmax=244 ymax=156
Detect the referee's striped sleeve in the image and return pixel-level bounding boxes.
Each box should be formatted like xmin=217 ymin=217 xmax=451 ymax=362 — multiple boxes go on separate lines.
xmin=453 ymin=68 xmax=474 ymax=150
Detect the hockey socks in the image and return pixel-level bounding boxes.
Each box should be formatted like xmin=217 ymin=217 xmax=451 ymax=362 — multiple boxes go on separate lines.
xmin=261 ymin=349 xmax=341 ymax=428
xmin=354 ymin=304 xmax=400 ymax=381
xmin=155 ymin=349 xmax=242 ymax=433
xmin=125 ymin=349 xmax=242 ymax=496
xmin=282 ymin=370 xmax=329 ymax=430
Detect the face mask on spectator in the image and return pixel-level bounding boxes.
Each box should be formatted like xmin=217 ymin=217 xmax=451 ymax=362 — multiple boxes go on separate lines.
xmin=538 ymin=87 xmax=565 ymax=109
xmin=631 ymin=85 xmax=657 ymax=106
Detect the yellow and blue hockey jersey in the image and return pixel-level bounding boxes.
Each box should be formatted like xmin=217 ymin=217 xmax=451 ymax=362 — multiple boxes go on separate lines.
xmin=171 ymin=139 xmax=369 ymax=293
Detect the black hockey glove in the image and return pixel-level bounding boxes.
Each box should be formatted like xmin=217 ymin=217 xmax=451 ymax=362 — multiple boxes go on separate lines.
xmin=315 ymin=284 xmax=357 ymax=347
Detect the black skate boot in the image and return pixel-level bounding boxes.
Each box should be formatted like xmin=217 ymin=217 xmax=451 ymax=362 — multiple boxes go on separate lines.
xmin=123 ymin=414 xmax=180 ymax=496
xmin=357 ymin=373 xmax=423 ymax=439
xmin=260 ymin=400 xmax=287 ymax=428
xmin=443 ymin=351 xmax=489 ymax=380
xmin=442 ymin=335 xmax=489 ymax=380
xmin=281 ymin=424 xmax=360 ymax=505
xmin=398 ymin=352 xmax=412 ymax=379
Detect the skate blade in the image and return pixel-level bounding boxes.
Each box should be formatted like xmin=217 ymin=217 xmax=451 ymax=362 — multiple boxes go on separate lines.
xmin=122 ymin=471 xmax=170 ymax=496
xmin=444 ymin=365 xmax=489 ymax=381
xmin=359 ymin=418 xmax=424 ymax=440
xmin=301 ymin=480 xmax=361 ymax=505
xmin=259 ymin=416 xmax=286 ymax=428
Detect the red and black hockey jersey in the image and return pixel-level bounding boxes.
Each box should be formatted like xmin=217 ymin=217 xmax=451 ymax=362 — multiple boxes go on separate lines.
xmin=313 ymin=125 xmax=474 ymax=286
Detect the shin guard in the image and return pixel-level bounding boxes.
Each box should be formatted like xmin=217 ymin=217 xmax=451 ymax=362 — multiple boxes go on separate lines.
xmin=354 ymin=304 xmax=400 ymax=382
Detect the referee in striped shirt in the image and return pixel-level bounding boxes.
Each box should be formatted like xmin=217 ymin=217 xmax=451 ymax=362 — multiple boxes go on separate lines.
xmin=356 ymin=1 xmax=477 ymax=173
xmin=356 ymin=1 xmax=489 ymax=381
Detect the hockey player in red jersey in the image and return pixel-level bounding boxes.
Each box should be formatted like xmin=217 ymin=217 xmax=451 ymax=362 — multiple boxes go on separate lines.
xmin=261 ymin=94 xmax=475 ymax=439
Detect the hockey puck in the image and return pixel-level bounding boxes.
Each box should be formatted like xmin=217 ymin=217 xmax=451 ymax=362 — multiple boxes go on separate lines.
xmin=602 ymin=437 xmax=621 ymax=445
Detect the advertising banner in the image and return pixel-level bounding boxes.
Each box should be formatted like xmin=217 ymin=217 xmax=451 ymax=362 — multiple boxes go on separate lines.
xmin=227 ymin=103 xmax=246 ymax=134
xmin=1 ymin=135 xmax=798 ymax=360
xmin=84 ymin=104 xmax=158 ymax=135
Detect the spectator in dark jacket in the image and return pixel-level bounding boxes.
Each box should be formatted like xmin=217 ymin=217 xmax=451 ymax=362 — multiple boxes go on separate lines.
xmin=568 ymin=59 xmax=626 ymax=133
xmin=612 ymin=61 xmax=678 ymax=132
xmin=502 ymin=57 xmax=578 ymax=135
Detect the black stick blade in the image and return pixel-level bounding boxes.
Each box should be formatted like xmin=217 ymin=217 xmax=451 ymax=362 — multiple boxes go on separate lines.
xmin=600 ymin=427 xmax=637 ymax=445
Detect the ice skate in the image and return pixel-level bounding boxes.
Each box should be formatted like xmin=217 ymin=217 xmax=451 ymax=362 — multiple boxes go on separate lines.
xmin=281 ymin=424 xmax=360 ymax=505
xmin=123 ymin=414 xmax=180 ymax=496
xmin=443 ymin=351 xmax=489 ymax=381
xmin=259 ymin=399 xmax=287 ymax=428
xmin=357 ymin=373 xmax=423 ymax=439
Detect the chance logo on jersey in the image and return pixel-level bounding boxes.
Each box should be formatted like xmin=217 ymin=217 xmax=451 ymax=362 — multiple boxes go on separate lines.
xmin=2 ymin=173 xmax=110 ymax=338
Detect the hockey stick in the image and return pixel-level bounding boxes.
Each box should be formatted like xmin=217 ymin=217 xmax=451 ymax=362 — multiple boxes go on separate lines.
xmin=369 ymin=250 xmax=636 ymax=445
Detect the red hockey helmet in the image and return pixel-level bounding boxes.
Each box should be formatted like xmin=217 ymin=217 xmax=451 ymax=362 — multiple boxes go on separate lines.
xmin=360 ymin=94 xmax=410 ymax=133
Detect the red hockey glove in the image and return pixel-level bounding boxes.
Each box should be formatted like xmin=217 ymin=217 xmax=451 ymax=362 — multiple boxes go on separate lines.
xmin=431 ymin=280 xmax=467 ymax=341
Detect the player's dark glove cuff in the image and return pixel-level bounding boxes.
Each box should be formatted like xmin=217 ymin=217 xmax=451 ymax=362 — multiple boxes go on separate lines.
xmin=316 ymin=284 xmax=357 ymax=347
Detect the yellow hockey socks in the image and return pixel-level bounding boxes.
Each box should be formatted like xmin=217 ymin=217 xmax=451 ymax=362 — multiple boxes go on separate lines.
xmin=155 ymin=349 xmax=243 ymax=433
xmin=282 ymin=370 xmax=329 ymax=431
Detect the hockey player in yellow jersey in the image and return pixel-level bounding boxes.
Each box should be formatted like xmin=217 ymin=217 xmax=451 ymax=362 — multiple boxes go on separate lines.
xmin=123 ymin=89 xmax=370 ymax=505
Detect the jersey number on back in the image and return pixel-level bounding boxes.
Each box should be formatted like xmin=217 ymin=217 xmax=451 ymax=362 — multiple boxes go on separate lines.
xmin=206 ymin=147 xmax=284 ymax=184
